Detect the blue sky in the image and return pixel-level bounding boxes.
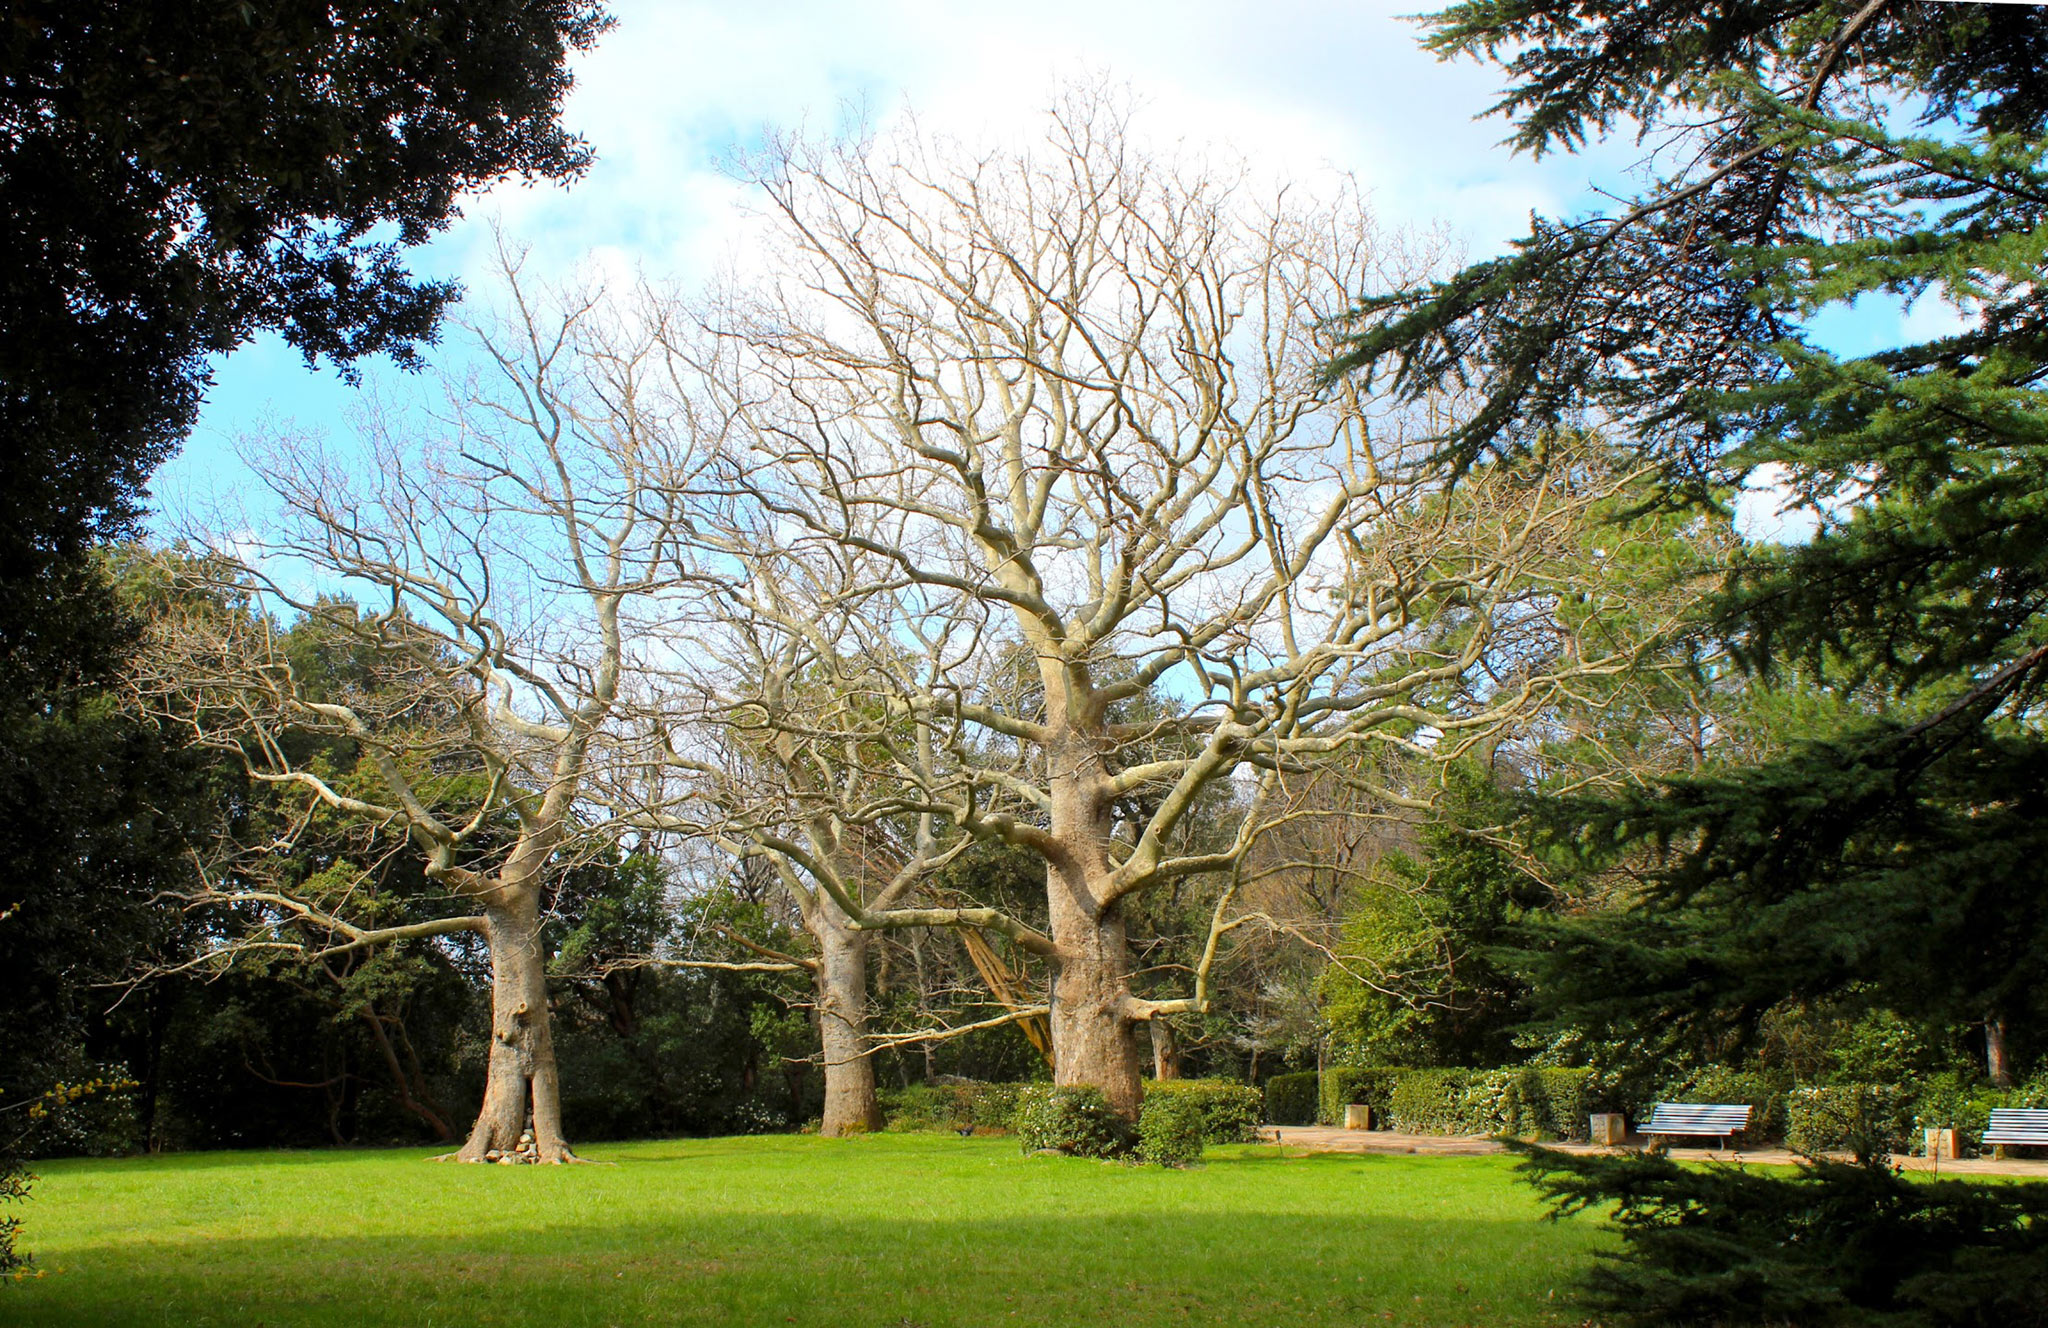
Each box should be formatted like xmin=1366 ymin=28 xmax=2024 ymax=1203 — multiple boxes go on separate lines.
xmin=160 ymin=0 xmax=1915 ymax=542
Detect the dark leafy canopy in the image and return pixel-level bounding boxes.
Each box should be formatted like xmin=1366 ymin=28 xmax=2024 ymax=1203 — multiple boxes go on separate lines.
xmin=0 ymin=0 xmax=610 ymax=686
xmin=1345 ymin=2 xmax=2048 ymax=1074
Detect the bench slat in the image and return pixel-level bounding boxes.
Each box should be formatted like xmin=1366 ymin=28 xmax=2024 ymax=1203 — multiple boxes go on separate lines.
xmin=1982 ymin=1108 xmax=2048 ymax=1145
xmin=1643 ymin=1103 xmax=1751 ymax=1139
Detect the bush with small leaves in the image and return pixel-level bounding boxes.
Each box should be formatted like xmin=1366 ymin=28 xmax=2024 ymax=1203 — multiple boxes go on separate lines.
xmin=962 ymin=1083 xmax=1023 ymax=1132
xmin=1786 ymin=1084 xmax=1915 ymax=1159
xmin=1388 ymin=1068 xmax=1476 ymax=1133
xmin=1912 ymin=1071 xmax=2048 ymax=1158
xmin=1264 ymin=1072 xmax=1319 ymax=1126
xmin=1 ymin=1155 xmax=30 ymax=1282
xmin=1137 ymin=1091 xmax=1207 ymax=1166
xmin=1361 ymin=1067 xmax=1598 ymax=1139
xmin=1013 ymin=1086 xmax=1135 ymax=1158
xmin=1143 ymin=1079 xmax=1261 ymax=1143
xmin=880 ymin=1082 xmax=1026 ymax=1134
xmin=1530 ymin=1068 xmax=1598 ymax=1141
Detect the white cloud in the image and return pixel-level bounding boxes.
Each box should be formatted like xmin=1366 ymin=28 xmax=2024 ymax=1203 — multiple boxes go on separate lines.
xmin=466 ymin=0 xmax=1608 ymax=279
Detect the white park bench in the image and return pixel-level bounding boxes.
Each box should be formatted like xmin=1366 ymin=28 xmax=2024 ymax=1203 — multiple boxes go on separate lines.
xmin=1981 ymin=1108 xmax=2048 ymax=1152
xmin=1642 ymin=1102 xmax=1751 ymax=1149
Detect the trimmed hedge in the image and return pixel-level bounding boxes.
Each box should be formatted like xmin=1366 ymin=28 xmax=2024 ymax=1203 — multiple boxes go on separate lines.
xmin=1142 ymin=1079 xmax=1262 ymax=1144
xmin=1136 ymin=1091 xmax=1207 ymax=1166
xmin=1264 ymin=1072 xmax=1318 ymax=1126
xmin=879 ymin=1082 xmax=1024 ymax=1134
xmin=1384 ymin=1067 xmax=1595 ymax=1141
xmin=1785 ymin=1083 xmax=1915 ymax=1157
xmin=1534 ymin=1068 xmax=1596 ymax=1139
xmin=1319 ymin=1067 xmax=1405 ymax=1126
xmin=1014 ymin=1086 xmax=1135 ymax=1158
xmin=1312 ymin=1066 xmax=1595 ymax=1139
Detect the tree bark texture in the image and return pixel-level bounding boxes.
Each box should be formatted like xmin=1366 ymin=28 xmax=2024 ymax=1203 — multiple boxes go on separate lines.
xmin=1043 ymin=719 xmax=1145 ymax=1116
xmin=1986 ymin=1015 xmax=2014 ymax=1089
xmin=1150 ymin=1017 xmax=1181 ymax=1081
xmin=816 ymin=904 xmax=881 ymax=1136
xmin=455 ymin=890 xmax=575 ymax=1162
xmin=1048 ymin=880 xmax=1142 ymax=1117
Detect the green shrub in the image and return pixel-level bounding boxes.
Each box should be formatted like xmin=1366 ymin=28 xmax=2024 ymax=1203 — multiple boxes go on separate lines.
xmin=1656 ymin=1065 xmax=1787 ymax=1141
xmin=961 ymin=1083 xmax=1023 ymax=1131
xmin=1379 ymin=1067 xmax=1596 ymax=1140
xmin=0 ymin=1155 xmax=29 ymax=1281
xmin=1264 ymin=1072 xmax=1318 ymax=1126
xmin=1143 ymin=1079 xmax=1261 ymax=1143
xmin=1013 ymin=1086 xmax=1135 ymax=1158
xmin=1465 ymin=1070 xmax=1535 ymax=1137
xmin=1136 ymin=1091 xmax=1206 ymax=1166
xmin=1516 ymin=1144 xmax=2048 ymax=1328
xmin=14 ymin=1067 xmax=140 ymax=1159
xmin=1388 ymin=1068 xmax=1476 ymax=1132
xmin=879 ymin=1082 xmax=1023 ymax=1134
xmin=1785 ymin=1084 xmax=1915 ymax=1158
xmin=1529 ymin=1068 xmax=1596 ymax=1142
xmin=1319 ymin=1067 xmax=1405 ymax=1125
xmin=1914 ymin=1071 xmax=2048 ymax=1157
xmin=1912 ymin=1073 xmax=2000 ymax=1156
xmin=1823 ymin=1008 xmax=1934 ymax=1086
xmin=878 ymin=1084 xmax=946 ymax=1132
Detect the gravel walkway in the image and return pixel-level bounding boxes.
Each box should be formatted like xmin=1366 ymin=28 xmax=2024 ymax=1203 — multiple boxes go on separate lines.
xmin=1256 ymin=1125 xmax=2048 ymax=1178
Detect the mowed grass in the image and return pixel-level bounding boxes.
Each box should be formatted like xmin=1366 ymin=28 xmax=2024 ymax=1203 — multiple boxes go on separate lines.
xmin=8 ymin=1135 xmax=1614 ymax=1327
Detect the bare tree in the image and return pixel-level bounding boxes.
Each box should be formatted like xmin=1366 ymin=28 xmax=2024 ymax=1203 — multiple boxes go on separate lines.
xmin=136 ymin=278 xmax=698 ymax=1161
xmin=651 ymin=92 xmax=1667 ymax=1117
xmin=625 ymin=525 xmax=1052 ymax=1135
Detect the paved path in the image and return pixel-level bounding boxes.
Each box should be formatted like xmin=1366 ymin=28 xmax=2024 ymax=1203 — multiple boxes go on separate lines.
xmin=1257 ymin=1125 xmax=2048 ymax=1178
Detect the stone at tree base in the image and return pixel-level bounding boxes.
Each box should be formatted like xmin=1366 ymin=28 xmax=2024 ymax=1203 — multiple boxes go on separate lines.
xmin=1344 ymin=1104 xmax=1372 ymax=1130
xmin=1589 ymin=1113 xmax=1627 ymax=1146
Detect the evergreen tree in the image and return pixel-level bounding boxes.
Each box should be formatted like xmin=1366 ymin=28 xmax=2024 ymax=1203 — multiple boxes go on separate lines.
xmin=1322 ymin=761 xmax=1546 ymax=1068
xmin=1340 ymin=1 xmax=2048 ymax=1086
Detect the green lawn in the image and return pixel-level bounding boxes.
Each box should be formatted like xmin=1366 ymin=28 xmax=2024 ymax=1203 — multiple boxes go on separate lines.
xmin=6 ymin=1135 xmax=1614 ymax=1327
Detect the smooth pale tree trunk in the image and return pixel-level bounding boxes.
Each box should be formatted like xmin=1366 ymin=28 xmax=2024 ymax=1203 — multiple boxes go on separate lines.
xmin=455 ymin=889 xmax=575 ymax=1162
xmin=1043 ymin=727 xmax=1145 ymax=1118
xmin=1150 ymin=1017 xmax=1181 ymax=1081
xmin=815 ymin=897 xmax=882 ymax=1136
xmin=1986 ymin=1016 xmax=2015 ymax=1089
xmin=1047 ymin=859 xmax=1144 ymax=1118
